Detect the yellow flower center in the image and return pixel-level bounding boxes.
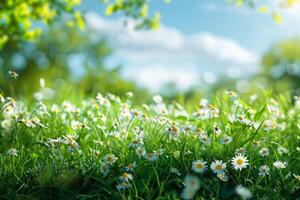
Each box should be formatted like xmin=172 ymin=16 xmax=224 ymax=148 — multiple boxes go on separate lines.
xmin=215 ymin=164 xmax=222 ymax=171
xmin=127 ymin=163 xmax=133 ymax=168
xmin=196 ymin=163 xmax=204 ymax=169
xmin=236 ymin=159 xmax=244 ymax=165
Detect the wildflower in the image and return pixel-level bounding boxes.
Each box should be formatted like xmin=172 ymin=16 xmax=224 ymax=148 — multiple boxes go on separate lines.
xmin=116 ymin=181 xmax=131 ymax=191
xmin=7 ymin=148 xmax=18 ymax=157
xmin=153 ymin=95 xmax=163 ymax=104
xmin=236 ymin=114 xmax=251 ymax=125
xmin=259 ymin=147 xmax=269 ymax=157
xmin=135 ymin=146 xmax=146 ymax=157
xmin=62 ymin=101 xmax=75 ymax=113
xmin=210 ymin=160 xmax=226 ymax=174
xmin=199 ymin=98 xmax=209 ymax=108
xmin=129 ymin=137 xmax=144 ymax=148
xmin=193 ymin=109 xmax=210 ymax=120
xmin=144 ymin=152 xmax=158 ymax=161
xmin=264 ymin=119 xmax=278 ymax=131
xmin=125 ymin=92 xmax=133 ymax=98
xmin=197 ymin=130 xmax=211 ymax=145
xmin=277 ymin=146 xmax=288 ymax=155
xmin=125 ymin=162 xmax=137 ymax=172
xmin=219 ymin=135 xmax=233 ymax=144
xmin=217 ymin=172 xmax=229 ymax=182
xmin=119 ymin=173 xmax=133 ymax=182
xmin=100 ymin=163 xmax=110 ymax=176
xmin=226 ymin=90 xmax=238 ymax=98
xmin=103 ymin=154 xmax=118 ymax=165
xmin=293 ymin=174 xmax=300 ymax=181
xmin=184 ymin=175 xmax=201 ymax=189
xmin=258 ymin=165 xmax=270 ymax=176
xmin=170 ymin=167 xmax=181 ymax=176
xmin=212 ymin=125 xmax=222 ymax=136
xmin=64 ymin=135 xmax=79 ymax=151
xmin=233 ymin=100 xmax=243 ymax=108
xmin=71 ymin=120 xmax=82 ymax=131
xmin=1 ymin=119 xmax=12 ymax=130
xmin=120 ymin=108 xmax=131 ymax=119
xmin=181 ymin=175 xmax=200 ymax=200
xmin=8 ymin=70 xmax=19 ymax=79
xmin=154 ymin=149 xmax=163 ymax=156
xmin=231 ymin=154 xmax=249 ymax=171
xmin=273 ymin=161 xmax=287 ymax=169
xmin=252 ymin=140 xmax=261 ymax=148
xmin=96 ymin=93 xmax=110 ymax=106
xmin=48 ymin=137 xmax=64 ymax=147
xmin=192 ymin=160 xmax=207 ymax=174
xmin=235 ymin=185 xmax=252 ymax=200
xmin=235 ymin=147 xmax=247 ymax=154
xmin=181 ymin=124 xmax=194 ymax=133
xmin=21 ymin=118 xmax=36 ymax=128
xmin=81 ymin=119 xmax=90 ymax=130
xmin=51 ymin=104 xmax=60 ymax=113
xmin=166 ymin=124 xmax=180 ymax=138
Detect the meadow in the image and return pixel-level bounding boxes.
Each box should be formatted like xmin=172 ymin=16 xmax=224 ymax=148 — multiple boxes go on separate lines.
xmin=0 ymin=79 xmax=299 ymax=199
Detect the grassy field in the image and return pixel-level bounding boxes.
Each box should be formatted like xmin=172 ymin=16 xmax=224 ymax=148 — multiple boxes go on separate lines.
xmin=0 ymin=90 xmax=299 ymax=199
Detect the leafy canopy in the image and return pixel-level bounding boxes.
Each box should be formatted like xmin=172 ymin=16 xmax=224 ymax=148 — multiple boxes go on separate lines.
xmin=0 ymin=0 xmax=168 ymax=48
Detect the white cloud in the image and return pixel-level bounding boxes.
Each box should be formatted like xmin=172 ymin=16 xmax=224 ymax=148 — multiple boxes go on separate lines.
xmin=198 ymin=2 xmax=253 ymax=16
xmin=124 ymin=65 xmax=200 ymax=92
xmin=85 ymin=12 xmax=260 ymax=91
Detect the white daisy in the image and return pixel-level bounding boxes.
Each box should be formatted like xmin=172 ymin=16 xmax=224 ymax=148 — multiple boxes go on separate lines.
xmin=119 ymin=173 xmax=133 ymax=182
xmin=219 ymin=135 xmax=233 ymax=144
xmin=235 ymin=185 xmax=252 ymax=200
xmin=258 ymin=165 xmax=270 ymax=176
xmin=125 ymin=162 xmax=137 ymax=172
xmin=144 ymin=152 xmax=158 ymax=161
xmin=153 ymin=95 xmax=163 ymax=104
xmin=210 ymin=160 xmax=226 ymax=174
xmin=217 ymin=172 xmax=229 ymax=182
xmin=135 ymin=146 xmax=146 ymax=157
xmin=7 ymin=148 xmax=18 ymax=157
xmin=259 ymin=147 xmax=269 ymax=157
xmin=192 ymin=160 xmax=207 ymax=174
xmin=273 ymin=161 xmax=287 ymax=169
xmin=99 ymin=163 xmax=110 ymax=177
xmin=293 ymin=174 xmax=300 ymax=181
xmin=116 ymin=181 xmax=131 ymax=191
xmin=1 ymin=119 xmax=12 ymax=130
xmin=103 ymin=154 xmax=118 ymax=165
xmin=71 ymin=120 xmax=82 ymax=131
xmin=183 ymin=175 xmax=200 ymax=192
xmin=231 ymin=154 xmax=249 ymax=171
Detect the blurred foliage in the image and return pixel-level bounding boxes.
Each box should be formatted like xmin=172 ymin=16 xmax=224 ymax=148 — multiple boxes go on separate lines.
xmin=0 ymin=24 xmax=150 ymax=102
xmin=230 ymin=0 xmax=300 ymax=24
xmin=0 ymin=0 xmax=169 ymax=49
xmin=0 ymin=0 xmax=83 ymax=48
xmin=261 ymin=38 xmax=300 ymax=94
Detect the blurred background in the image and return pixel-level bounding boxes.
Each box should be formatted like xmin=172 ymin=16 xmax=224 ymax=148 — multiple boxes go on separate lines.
xmin=1 ymin=0 xmax=300 ymax=102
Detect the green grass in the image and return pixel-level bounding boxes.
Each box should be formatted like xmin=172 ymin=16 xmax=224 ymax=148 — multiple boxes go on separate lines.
xmin=0 ymin=91 xmax=299 ymax=199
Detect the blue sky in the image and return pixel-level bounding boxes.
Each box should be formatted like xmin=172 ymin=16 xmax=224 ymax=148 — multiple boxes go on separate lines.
xmin=82 ymin=0 xmax=300 ymax=92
